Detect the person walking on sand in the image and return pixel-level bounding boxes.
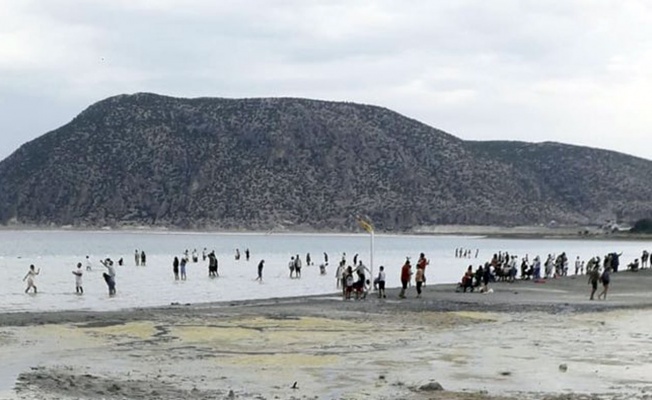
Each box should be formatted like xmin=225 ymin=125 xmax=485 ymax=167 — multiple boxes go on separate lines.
xmin=598 ymin=267 xmax=610 ymax=300
xmin=135 ymin=250 xmax=140 ymax=266
xmin=72 ymin=262 xmax=84 ymax=294
xmin=23 ymin=264 xmax=40 ymax=294
xmin=588 ymin=265 xmax=600 ymax=300
xmin=100 ymin=258 xmax=117 ymax=296
xmin=173 ymin=257 xmax=180 ymax=280
xmin=399 ymin=258 xmax=412 ymax=299
xmin=256 ymin=259 xmax=264 ymax=281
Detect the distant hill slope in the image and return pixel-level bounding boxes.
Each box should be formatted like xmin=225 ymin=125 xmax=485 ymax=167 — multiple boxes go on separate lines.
xmin=0 ymin=93 xmax=650 ymax=230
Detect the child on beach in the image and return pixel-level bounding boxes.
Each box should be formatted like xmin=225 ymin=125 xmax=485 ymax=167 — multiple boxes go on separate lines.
xmin=72 ymin=263 xmax=83 ymax=294
xmin=23 ymin=264 xmax=40 ymax=294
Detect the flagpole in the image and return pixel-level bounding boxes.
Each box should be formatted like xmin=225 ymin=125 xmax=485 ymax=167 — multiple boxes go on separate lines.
xmin=370 ymin=229 xmax=374 ymax=289
xmin=357 ymin=215 xmax=375 ymax=290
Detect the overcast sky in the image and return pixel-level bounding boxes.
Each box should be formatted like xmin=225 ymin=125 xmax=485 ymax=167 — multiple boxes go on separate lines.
xmin=2 ymin=0 xmax=651 ymax=161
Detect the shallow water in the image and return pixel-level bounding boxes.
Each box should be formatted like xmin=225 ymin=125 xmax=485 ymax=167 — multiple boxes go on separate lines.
xmin=0 ymin=230 xmax=649 ymax=313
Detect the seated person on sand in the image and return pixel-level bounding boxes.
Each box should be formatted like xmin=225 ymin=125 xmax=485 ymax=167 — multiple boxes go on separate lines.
xmin=628 ymin=259 xmax=639 ymax=271
xmin=458 ymin=266 xmax=474 ymax=292
xmin=474 ymin=266 xmax=484 ymax=288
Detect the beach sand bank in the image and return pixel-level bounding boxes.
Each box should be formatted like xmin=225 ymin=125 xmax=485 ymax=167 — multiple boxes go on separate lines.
xmin=2 ymin=269 xmax=652 ymax=399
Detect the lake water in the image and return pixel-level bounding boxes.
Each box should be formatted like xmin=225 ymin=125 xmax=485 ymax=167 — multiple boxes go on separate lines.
xmin=0 ymin=230 xmax=649 ymax=313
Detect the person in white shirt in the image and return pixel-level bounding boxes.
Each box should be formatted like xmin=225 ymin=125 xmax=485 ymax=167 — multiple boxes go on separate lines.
xmin=23 ymin=264 xmax=40 ymax=294
xmin=100 ymin=258 xmax=116 ymax=296
xmin=355 ymin=261 xmax=370 ymax=286
xmin=72 ymin=262 xmax=84 ymax=294
xmin=575 ymin=257 xmax=582 ymax=275
xmin=85 ymin=255 xmax=92 ymax=271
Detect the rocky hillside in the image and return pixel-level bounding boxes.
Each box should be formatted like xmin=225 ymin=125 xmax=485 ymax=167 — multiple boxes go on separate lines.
xmin=0 ymin=93 xmax=650 ymax=230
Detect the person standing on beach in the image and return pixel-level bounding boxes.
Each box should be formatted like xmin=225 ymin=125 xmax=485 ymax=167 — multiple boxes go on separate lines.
xmin=588 ymin=266 xmax=600 ymax=300
xmin=140 ymin=251 xmax=147 ymax=266
xmin=335 ymin=261 xmax=344 ymax=288
xmin=376 ymin=266 xmax=386 ymax=298
xmin=23 ymin=264 xmax=40 ymax=294
xmin=415 ymin=265 xmax=424 ymax=298
xmin=598 ymin=267 xmax=610 ymax=300
xmin=72 ymin=263 xmax=84 ymax=294
xmin=192 ymin=249 xmax=198 ymax=263
xmin=202 ymin=248 xmax=207 ymax=261
xmin=135 ymin=250 xmax=140 ymax=266
xmin=100 ymin=258 xmax=116 ymax=296
xmin=399 ymin=258 xmax=412 ymax=299
xmin=295 ymin=254 xmax=302 ymax=278
xmin=256 ymin=259 xmax=264 ymax=281
xmin=306 ymin=253 xmax=311 ymax=266
xmin=482 ymin=263 xmax=492 ymax=293
xmin=575 ymin=256 xmax=582 ymax=275
xmin=416 ymin=253 xmax=429 ymax=286
xmin=642 ymin=250 xmax=649 ymax=269
xmin=245 ymin=248 xmax=250 ymax=261
xmin=324 ymin=252 xmax=328 ymax=264
xmin=85 ymin=255 xmax=93 ymax=271
xmin=173 ymin=257 xmax=180 ymax=280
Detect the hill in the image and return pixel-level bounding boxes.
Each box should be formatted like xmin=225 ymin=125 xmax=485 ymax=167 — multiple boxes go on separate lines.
xmin=0 ymin=93 xmax=650 ymax=231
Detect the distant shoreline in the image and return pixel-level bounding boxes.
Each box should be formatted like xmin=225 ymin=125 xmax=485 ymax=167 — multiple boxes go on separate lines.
xmin=0 ymin=223 xmax=649 ymax=241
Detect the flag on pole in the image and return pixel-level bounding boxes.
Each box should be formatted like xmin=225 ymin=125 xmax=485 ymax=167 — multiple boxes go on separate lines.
xmin=357 ymin=216 xmax=374 ymax=233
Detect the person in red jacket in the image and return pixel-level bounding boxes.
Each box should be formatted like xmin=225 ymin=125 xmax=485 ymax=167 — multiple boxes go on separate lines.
xmin=399 ymin=258 xmax=412 ymax=299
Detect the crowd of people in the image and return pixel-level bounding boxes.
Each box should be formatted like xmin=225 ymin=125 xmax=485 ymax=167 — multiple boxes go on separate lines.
xmin=19 ymin=246 xmax=651 ymax=303
xmin=456 ymin=250 xmax=652 ymax=300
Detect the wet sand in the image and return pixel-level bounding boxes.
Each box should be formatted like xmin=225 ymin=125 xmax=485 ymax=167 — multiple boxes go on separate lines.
xmin=2 ymin=268 xmax=652 ymax=399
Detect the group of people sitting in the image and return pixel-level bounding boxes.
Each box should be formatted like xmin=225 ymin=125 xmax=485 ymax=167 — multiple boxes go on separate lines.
xmin=457 ymin=250 xmax=632 ymax=293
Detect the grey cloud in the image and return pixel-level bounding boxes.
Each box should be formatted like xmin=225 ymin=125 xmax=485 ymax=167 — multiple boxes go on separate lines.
xmin=1 ymin=0 xmax=651 ymax=161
